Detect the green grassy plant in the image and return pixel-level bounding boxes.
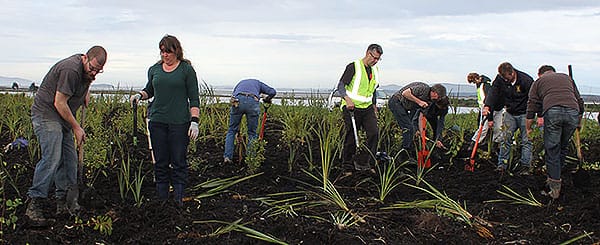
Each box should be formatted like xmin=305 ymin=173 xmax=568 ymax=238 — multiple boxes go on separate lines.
xmin=280 ymin=105 xmax=314 ymax=172
xmin=559 ymin=231 xmax=594 ymax=245
xmin=0 ymin=160 xmax=22 ymax=197
xmin=254 ymin=191 xmax=322 ymax=218
xmin=375 ymin=151 xmax=408 ymax=202
xmin=330 ymin=210 xmax=364 ymax=230
xmin=245 ymin=139 xmax=265 ymax=174
xmin=484 ymin=185 xmax=542 ymax=207
xmin=304 ymin=170 xmax=348 ymax=211
xmin=313 ymin=112 xmax=342 ymax=186
xmin=386 ymin=178 xmax=475 ymax=226
xmin=1 ymin=165 xmax=22 ymax=239
xmin=189 ymin=173 xmax=263 ymax=200
xmin=117 ymin=158 xmax=131 ymax=201
xmin=69 ymin=215 xmax=113 ymax=236
xmin=193 ymin=219 xmax=288 ymax=245
xmin=131 ymin=160 xmax=146 ymax=208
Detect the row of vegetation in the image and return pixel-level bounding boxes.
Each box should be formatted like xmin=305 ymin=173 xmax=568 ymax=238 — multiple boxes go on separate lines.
xmin=1 ymin=88 xmax=599 ymax=243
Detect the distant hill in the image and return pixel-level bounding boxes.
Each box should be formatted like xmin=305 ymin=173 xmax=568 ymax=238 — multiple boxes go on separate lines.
xmin=0 ymin=76 xmax=35 ymax=88
xmin=91 ymin=84 xmax=115 ymax=90
xmin=380 ymin=83 xmax=476 ymax=97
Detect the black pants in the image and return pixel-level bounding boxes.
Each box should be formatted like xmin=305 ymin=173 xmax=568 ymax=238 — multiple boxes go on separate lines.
xmin=342 ymin=105 xmax=379 ymax=165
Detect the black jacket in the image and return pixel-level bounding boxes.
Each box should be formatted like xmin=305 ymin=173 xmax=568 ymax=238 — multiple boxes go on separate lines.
xmin=484 ymin=69 xmax=534 ymax=121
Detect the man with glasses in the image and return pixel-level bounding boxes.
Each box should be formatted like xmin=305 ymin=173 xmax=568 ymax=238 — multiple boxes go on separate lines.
xmin=483 ymin=62 xmax=534 ymax=175
xmin=388 ymin=82 xmax=447 ymax=160
xmin=26 ymin=46 xmax=107 ymax=226
xmin=338 ymin=44 xmax=382 ymax=171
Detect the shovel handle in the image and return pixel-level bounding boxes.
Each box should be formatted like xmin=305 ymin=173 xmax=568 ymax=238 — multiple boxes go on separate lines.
xmin=259 ymin=111 xmax=267 ymax=140
xmin=349 ymin=110 xmax=359 ymax=151
xmin=418 ymin=112 xmax=431 ymax=168
xmin=133 ymin=102 xmax=138 ymax=146
xmin=78 ymin=106 xmax=86 ymax=163
xmin=574 ymin=128 xmax=584 ymax=163
xmin=78 ymin=106 xmax=86 ymax=185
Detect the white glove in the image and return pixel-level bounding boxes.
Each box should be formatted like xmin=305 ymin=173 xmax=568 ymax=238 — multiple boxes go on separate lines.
xmin=129 ymin=93 xmax=142 ymax=106
xmin=188 ymin=122 xmax=199 ymax=140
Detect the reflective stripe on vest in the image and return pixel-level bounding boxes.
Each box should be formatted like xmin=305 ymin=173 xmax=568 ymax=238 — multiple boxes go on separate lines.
xmin=342 ymin=59 xmax=379 ymax=109
xmin=476 ymin=81 xmax=491 ymax=108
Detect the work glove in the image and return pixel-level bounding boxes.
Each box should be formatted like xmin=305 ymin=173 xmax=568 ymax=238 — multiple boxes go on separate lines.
xmin=263 ymin=97 xmax=272 ymax=104
xmin=130 ymin=93 xmax=142 ymax=106
xmin=188 ymin=122 xmax=199 ymax=140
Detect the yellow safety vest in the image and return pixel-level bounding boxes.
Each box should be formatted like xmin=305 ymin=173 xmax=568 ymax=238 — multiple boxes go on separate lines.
xmin=341 ymin=59 xmax=379 ymax=109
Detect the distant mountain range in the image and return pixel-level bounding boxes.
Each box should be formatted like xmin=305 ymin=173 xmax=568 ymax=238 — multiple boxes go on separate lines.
xmin=2 ymin=75 xmax=599 ymax=101
xmin=379 ymin=83 xmax=477 ymax=97
xmin=0 ymin=75 xmax=116 ymax=90
xmin=0 ymin=76 xmax=35 ymax=88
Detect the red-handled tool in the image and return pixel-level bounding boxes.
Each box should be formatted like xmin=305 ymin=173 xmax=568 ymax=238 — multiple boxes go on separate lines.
xmin=418 ymin=112 xmax=431 ymax=168
xmin=466 ymin=116 xmax=488 ymax=172
xmin=258 ymin=102 xmax=271 ymax=140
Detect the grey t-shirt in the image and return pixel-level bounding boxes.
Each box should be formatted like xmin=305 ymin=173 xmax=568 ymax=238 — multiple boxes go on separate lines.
xmin=31 ymin=54 xmax=90 ymax=128
xmin=395 ymin=81 xmax=431 ymax=110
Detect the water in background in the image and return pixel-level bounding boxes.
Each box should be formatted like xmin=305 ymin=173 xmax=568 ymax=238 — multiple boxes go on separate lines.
xmin=3 ymin=90 xmax=599 ymax=121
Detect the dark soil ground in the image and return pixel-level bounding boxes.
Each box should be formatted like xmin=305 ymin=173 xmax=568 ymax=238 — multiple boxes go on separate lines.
xmin=2 ymin=118 xmax=600 ymax=244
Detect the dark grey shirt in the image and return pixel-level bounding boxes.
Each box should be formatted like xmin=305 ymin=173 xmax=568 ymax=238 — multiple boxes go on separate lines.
xmin=31 ymin=54 xmax=90 ymax=128
xmin=394 ymin=82 xmax=430 ymax=110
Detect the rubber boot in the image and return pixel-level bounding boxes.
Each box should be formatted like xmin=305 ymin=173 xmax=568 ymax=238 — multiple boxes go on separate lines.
xmin=546 ymin=178 xmax=562 ymax=199
xmin=26 ymin=197 xmax=54 ymax=227
xmin=173 ymin=184 xmax=184 ymax=207
xmin=156 ymin=183 xmax=169 ymax=200
xmin=65 ymin=185 xmax=81 ymax=215
xmin=56 ymin=197 xmax=67 ymax=215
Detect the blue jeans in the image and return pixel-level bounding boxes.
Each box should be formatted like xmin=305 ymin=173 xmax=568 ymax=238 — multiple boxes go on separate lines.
xmin=149 ymin=121 xmax=190 ymax=186
xmin=224 ymin=95 xmax=260 ymax=159
xmin=388 ymin=97 xmax=416 ymax=150
xmin=498 ymin=113 xmax=532 ymax=167
xmin=28 ymin=116 xmax=77 ymax=199
xmin=544 ymin=106 xmax=579 ymax=180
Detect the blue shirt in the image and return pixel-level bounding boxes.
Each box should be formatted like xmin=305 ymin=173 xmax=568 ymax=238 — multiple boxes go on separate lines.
xmin=232 ymin=79 xmax=276 ymax=99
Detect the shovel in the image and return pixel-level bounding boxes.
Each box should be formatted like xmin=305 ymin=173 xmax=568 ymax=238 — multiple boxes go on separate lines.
xmin=569 ymin=64 xmax=584 ymax=172
xmin=66 ymin=105 xmax=86 ymax=213
xmin=466 ymin=116 xmax=488 ymax=172
xmin=417 ymin=112 xmax=431 ymax=168
xmin=144 ymin=102 xmax=156 ymax=164
xmin=572 ymin=128 xmax=584 ymax=171
xmin=258 ymin=102 xmax=271 ymax=140
xmin=133 ymin=101 xmax=138 ymax=146
xmin=349 ymin=110 xmax=359 ymax=152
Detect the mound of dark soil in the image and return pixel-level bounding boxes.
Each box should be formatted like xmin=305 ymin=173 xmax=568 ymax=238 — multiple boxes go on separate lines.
xmin=2 ymin=121 xmax=599 ymax=244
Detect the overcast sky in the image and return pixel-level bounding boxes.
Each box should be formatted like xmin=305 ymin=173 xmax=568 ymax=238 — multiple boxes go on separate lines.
xmin=1 ymin=0 xmax=599 ymax=92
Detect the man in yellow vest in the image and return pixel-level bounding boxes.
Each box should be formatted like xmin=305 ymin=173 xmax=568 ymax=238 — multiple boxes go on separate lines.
xmin=337 ymin=44 xmax=382 ymax=171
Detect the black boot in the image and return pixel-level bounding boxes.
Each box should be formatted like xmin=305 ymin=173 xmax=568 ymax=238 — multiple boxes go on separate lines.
xmin=65 ymin=185 xmax=81 ymax=215
xmin=173 ymin=184 xmax=185 ymax=207
xmin=56 ymin=197 xmax=67 ymax=216
xmin=156 ymin=183 xmax=169 ymax=200
xmin=26 ymin=197 xmax=55 ymax=227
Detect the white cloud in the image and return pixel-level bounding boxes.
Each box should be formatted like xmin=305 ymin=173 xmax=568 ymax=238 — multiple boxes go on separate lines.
xmin=0 ymin=1 xmax=599 ymax=90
